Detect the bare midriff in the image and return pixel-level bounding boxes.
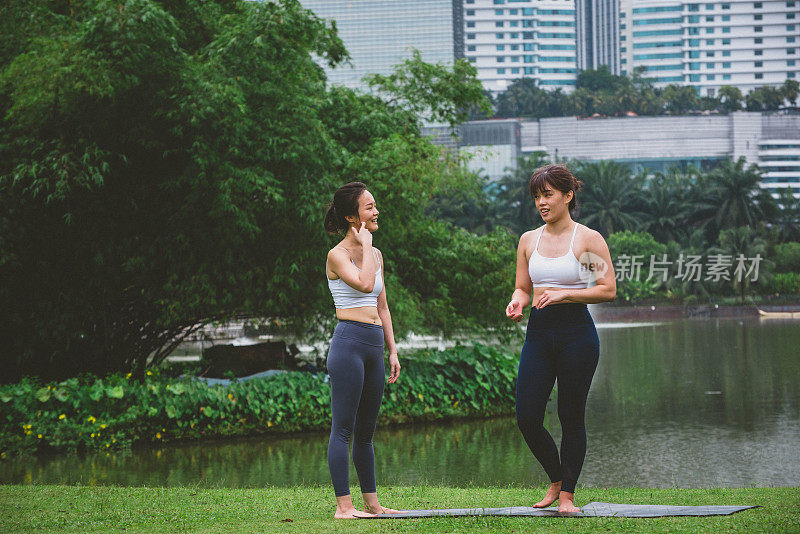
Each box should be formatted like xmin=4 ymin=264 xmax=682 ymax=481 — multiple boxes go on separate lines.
xmin=530 ymin=286 xmax=574 ymax=307
xmin=336 ymin=306 xmax=382 ymax=326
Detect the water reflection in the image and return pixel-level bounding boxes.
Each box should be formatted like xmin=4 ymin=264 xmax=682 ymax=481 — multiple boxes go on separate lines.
xmin=2 ymin=318 xmax=798 ymax=488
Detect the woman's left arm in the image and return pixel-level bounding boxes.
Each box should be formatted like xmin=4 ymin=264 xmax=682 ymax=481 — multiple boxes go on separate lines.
xmin=535 ymin=229 xmax=617 ymax=308
xmin=376 ymin=249 xmax=401 ymax=383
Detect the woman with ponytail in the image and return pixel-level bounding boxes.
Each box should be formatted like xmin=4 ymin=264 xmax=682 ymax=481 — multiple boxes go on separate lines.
xmin=323 ymin=182 xmax=401 ymax=518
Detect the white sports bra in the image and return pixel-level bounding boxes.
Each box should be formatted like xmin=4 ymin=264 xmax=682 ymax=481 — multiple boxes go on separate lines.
xmin=528 ymin=223 xmax=588 ymax=289
xmin=327 ymin=248 xmax=383 ymax=309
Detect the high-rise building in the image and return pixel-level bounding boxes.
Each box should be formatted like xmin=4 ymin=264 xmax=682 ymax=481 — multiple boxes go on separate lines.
xmin=299 ymin=0 xmax=462 ymax=90
xmin=620 ymin=0 xmax=800 ymax=96
xmin=576 ymin=0 xmax=622 ymax=73
xmin=463 ymin=0 xmax=578 ymax=93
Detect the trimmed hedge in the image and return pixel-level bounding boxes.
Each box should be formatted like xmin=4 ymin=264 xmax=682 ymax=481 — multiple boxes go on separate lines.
xmin=0 ymin=344 xmax=518 ymax=458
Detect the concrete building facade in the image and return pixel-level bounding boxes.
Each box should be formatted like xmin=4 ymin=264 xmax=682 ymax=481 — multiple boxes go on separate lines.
xmin=424 ymin=112 xmax=800 ymax=197
xmin=577 ymin=0 xmax=622 ymax=73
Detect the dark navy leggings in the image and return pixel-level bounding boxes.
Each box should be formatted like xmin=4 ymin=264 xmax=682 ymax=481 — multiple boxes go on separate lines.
xmin=327 ymin=320 xmax=385 ymax=497
xmin=516 ymin=303 xmax=599 ymax=494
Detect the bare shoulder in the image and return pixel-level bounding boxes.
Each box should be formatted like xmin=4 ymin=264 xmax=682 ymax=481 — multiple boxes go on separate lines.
xmin=577 ymin=224 xmax=608 ymax=249
xmin=519 ymin=226 xmax=542 ymax=245
xmin=374 ymin=247 xmax=384 ymax=266
xmin=327 ymin=246 xmax=349 ymax=265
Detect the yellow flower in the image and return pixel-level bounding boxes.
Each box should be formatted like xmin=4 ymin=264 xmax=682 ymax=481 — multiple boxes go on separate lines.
xmin=267 ymin=421 xmax=274 ymax=427
xmin=106 ymin=443 xmax=110 ymax=448
xmin=87 ymin=416 xmax=96 ymax=423
xmin=125 ymin=373 xmax=131 ymax=379
xmin=58 ymin=414 xmax=66 ymax=420
xmin=90 ymin=433 xmax=95 ymax=438
xmin=146 ymin=371 xmax=153 ymax=376
xmin=1 ymin=452 xmax=6 ymax=459
xmin=453 ymin=401 xmax=459 ymax=408
xmin=37 ymin=434 xmax=43 ymax=439
xmin=228 ymin=393 xmax=234 ymax=401
xmin=156 ymin=432 xmax=162 ymax=439
xmin=417 ymin=393 xmax=424 ymax=401
xmin=100 ymin=424 xmax=107 ymax=429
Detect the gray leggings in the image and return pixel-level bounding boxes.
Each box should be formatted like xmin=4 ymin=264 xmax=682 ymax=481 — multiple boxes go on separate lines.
xmin=327 ymin=320 xmax=385 ymax=497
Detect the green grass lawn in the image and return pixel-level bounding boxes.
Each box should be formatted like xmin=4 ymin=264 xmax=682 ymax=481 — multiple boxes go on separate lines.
xmin=1 ymin=485 xmax=797 ymax=533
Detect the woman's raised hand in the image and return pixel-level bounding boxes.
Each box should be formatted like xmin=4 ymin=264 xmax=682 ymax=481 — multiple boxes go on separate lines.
xmin=351 ymin=221 xmax=372 ymax=247
xmin=506 ymin=300 xmax=524 ymax=322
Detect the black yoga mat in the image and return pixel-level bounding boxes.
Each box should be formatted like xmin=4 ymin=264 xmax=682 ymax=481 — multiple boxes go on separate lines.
xmin=365 ymin=502 xmax=758 ymax=518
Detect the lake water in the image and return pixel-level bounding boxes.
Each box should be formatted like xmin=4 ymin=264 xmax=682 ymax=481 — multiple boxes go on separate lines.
xmin=2 ymin=318 xmax=799 ymax=488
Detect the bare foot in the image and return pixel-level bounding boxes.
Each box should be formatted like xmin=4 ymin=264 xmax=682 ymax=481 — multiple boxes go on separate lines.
xmin=557 ymin=491 xmax=581 ymax=514
xmin=533 ymin=482 xmax=562 ymax=508
xmin=365 ymin=505 xmax=402 ymax=514
xmin=334 ymin=508 xmax=375 ymax=519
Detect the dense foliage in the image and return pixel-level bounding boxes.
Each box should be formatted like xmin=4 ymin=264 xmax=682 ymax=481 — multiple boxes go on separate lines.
xmin=490 ymin=66 xmax=800 ymax=119
xmin=0 ymin=344 xmax=518 ymax=457
xmin=0 ymin=0 xmax=510 ymax=382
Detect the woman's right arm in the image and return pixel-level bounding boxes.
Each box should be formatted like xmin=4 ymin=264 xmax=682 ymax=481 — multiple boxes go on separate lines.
xmin=327 ymin=223 xmax=378 ymax=293
xmin=506 ymin=231 xmax=534 ymax=322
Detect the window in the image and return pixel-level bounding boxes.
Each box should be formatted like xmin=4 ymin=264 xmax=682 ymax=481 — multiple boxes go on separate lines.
xmin=634 ymin=17 xmax=683 ymax=25
xmin=707 ymin=39 xmax=715 ymax=45
xmin=621 ymin=35 xmax=626 ymax=41
xmin=754 ymin=14 xmax=762 ymax=21
xmin=789 ymin=1 xmax=797 ymax=6
xmin=723 ymin=50 xmax=731 ymax=56
xmin=497 ymin=45 xmax=506 ymax=50
xmin=723 ymin=27 xmax=731 ymax=33
xmin=688 ymin=27 xmax=701 ymax=35
xmin=496 ymin=33 xmax=505 ymax=38
xmin=723 ymin=74 xmax=731 ymax=80
xmin=621 ymin=23 xmax=627 ymax=29
xmin=706 ymin=27 xmax=715 ymax=33
xmin=467 ymin=45 xmax=476 ymax=51
xmin=524 ymin=55 xmax=536 ymax=63
xmin=707 ymin=51 xmax=715 ymax=57
xmin=524 ymin=43 xmax=536 ymax=51
xmin=466 ymin=9 xmax=475 ymax=16
xmin=523 ymin=7 xmax=534 ymax=15
xmin=706 ymin=16 xmax=714 ymax=22
xmin=722 ymin=15 xmax=730 ymax=21
xmin=467 ymin=21 xmax=475 ymax=27
xmin=523 ymin=32 xmax=534 ymax=39
xmin=790 ymin=48 xmax=798 ymax=54
xmin=509 ymin=9 xmax=518 ymax=15
xmin=789 ymin=25 xmax=797 ymax=31
xmin=706 ymin=3 xmax=714 ymax=8
xmin=790 ymin=72 xmax=797 ymax=78
xmin=496 ymin=21 xmax=504 ymax=27
xmin=789 ymin=13 xmax=797 ymax=19
xmin=690 ymin=74 xmax=701 ymax=81
xmin=466 ymin=0 xmax=474 ymax=3
xmin=688 ymin=4 xmax=700 ymax=12
xmin=789 ymin=59 xmax=797 ymax=66
xmin=690 ymin=62 xmax=701 ymax=70
xmin=754 ymin=2 xmax=762 ymax=7
xmin=707 ymin=74 xmax=716 ymax=80
xmin=722 ymin=3 xmax=730 ymax=9
xmin=510 ymin=33 xmax=519 ymax=38
xmin=755 ymin=49 xmax=763 ymax=55
xmin=722 ymin=39 xmax=731 ymax=44
xmin=467 ymin=33 xmax=476 ymax=39
xmin=468 ymin=57 xmax=476 ymax=62
xmin=688 ymin=15 xmax=700 ymax=23
xmin=511 ymin=56 xmax=520 ymax=62
xmin=510 ymin=20 xmax=519 ymax=27
xmin=689 ymin=39 xmax=701 ymax=46
xmin=723 ymin=62 xmax=731 ymax=68
xmin=755 ymin=38 xmax=763 ymax=44
xmin=755 ymin=61 xmax=763 ymax=67
xmin=789 ymin=37 xmax=797 ymax=43
xmin=690 ymin=50 xmax=701 ymax=58
xmin=497 ymin=68 xmax=506 ymax=74
xmin=707 ymin=62 xmax=715 ymax=68
xmin=510 ymin=44 xmax=519 ymax=50
xmin=524 ymin=67 xmax=536 ymax=75
xmin=621 ymin=46 xmax=627 ymax=52
xmin=511 ymin=68 xmax=520 ymax=74
xmin=497 ymin=56 xmax=506 ymax=62
xmin=754 ymin=26 xmax=763 ymax=32
xmin=493 ymin=0 xmax=505 ymax=4
xmin=755 ymin=72 xmax=763 ymax=79
xmin=495 ymin=9 xmax=504 ymax=15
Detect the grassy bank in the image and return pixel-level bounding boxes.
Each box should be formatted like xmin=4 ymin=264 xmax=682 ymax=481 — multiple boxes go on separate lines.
xmin=0 ymin=485 xmax=796 ymax=533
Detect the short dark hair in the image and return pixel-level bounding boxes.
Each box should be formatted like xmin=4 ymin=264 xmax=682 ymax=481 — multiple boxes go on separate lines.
xmin=324 ymin=182 xmax=368 ymax=235
xmin=529 ymin=164 xmax=582 ymax=212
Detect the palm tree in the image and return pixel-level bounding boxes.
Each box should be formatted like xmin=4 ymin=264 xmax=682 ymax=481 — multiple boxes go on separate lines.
xmin=773 ymin=187 xmax=800 ymax=242
xmin=704 ymin=157 xmax=768 ymax=232
xmin=643 ymin=170 xmax=696 ymax=243
xmin=574 ymin=160 xmax=645 ymax=236
xmin=713 ymin=226 xmax=770 ymax=303
xmin=495 ymin=151 xmax=550 ymax=234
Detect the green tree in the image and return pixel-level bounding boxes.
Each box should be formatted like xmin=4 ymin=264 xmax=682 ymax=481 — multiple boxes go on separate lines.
xmin=704 ymin=157 xmax=771 ymax=232
xmin=662 ymin=84 xmax=698 ymax=114
xmin=717 ymin=85 xmax=743 ymax=112
xmin=714 ymin=227 xmax=770 ymax=302
xmin=781 ymin=79 xmax=800 ymax=107
xmin=574 ymin=160 xmax=645 ymax=236
xmin=643 ymin=169 xmax=697 ymax=243
xmin=606 ymin=231 xmax=666 ymax=301
xmin=746 ymin=86 xmax=784 ymax=111
xmin=773 ymin=188 xmax=800 ymax=242
xmin=0 ymin=0 xmax=504 ymax=382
